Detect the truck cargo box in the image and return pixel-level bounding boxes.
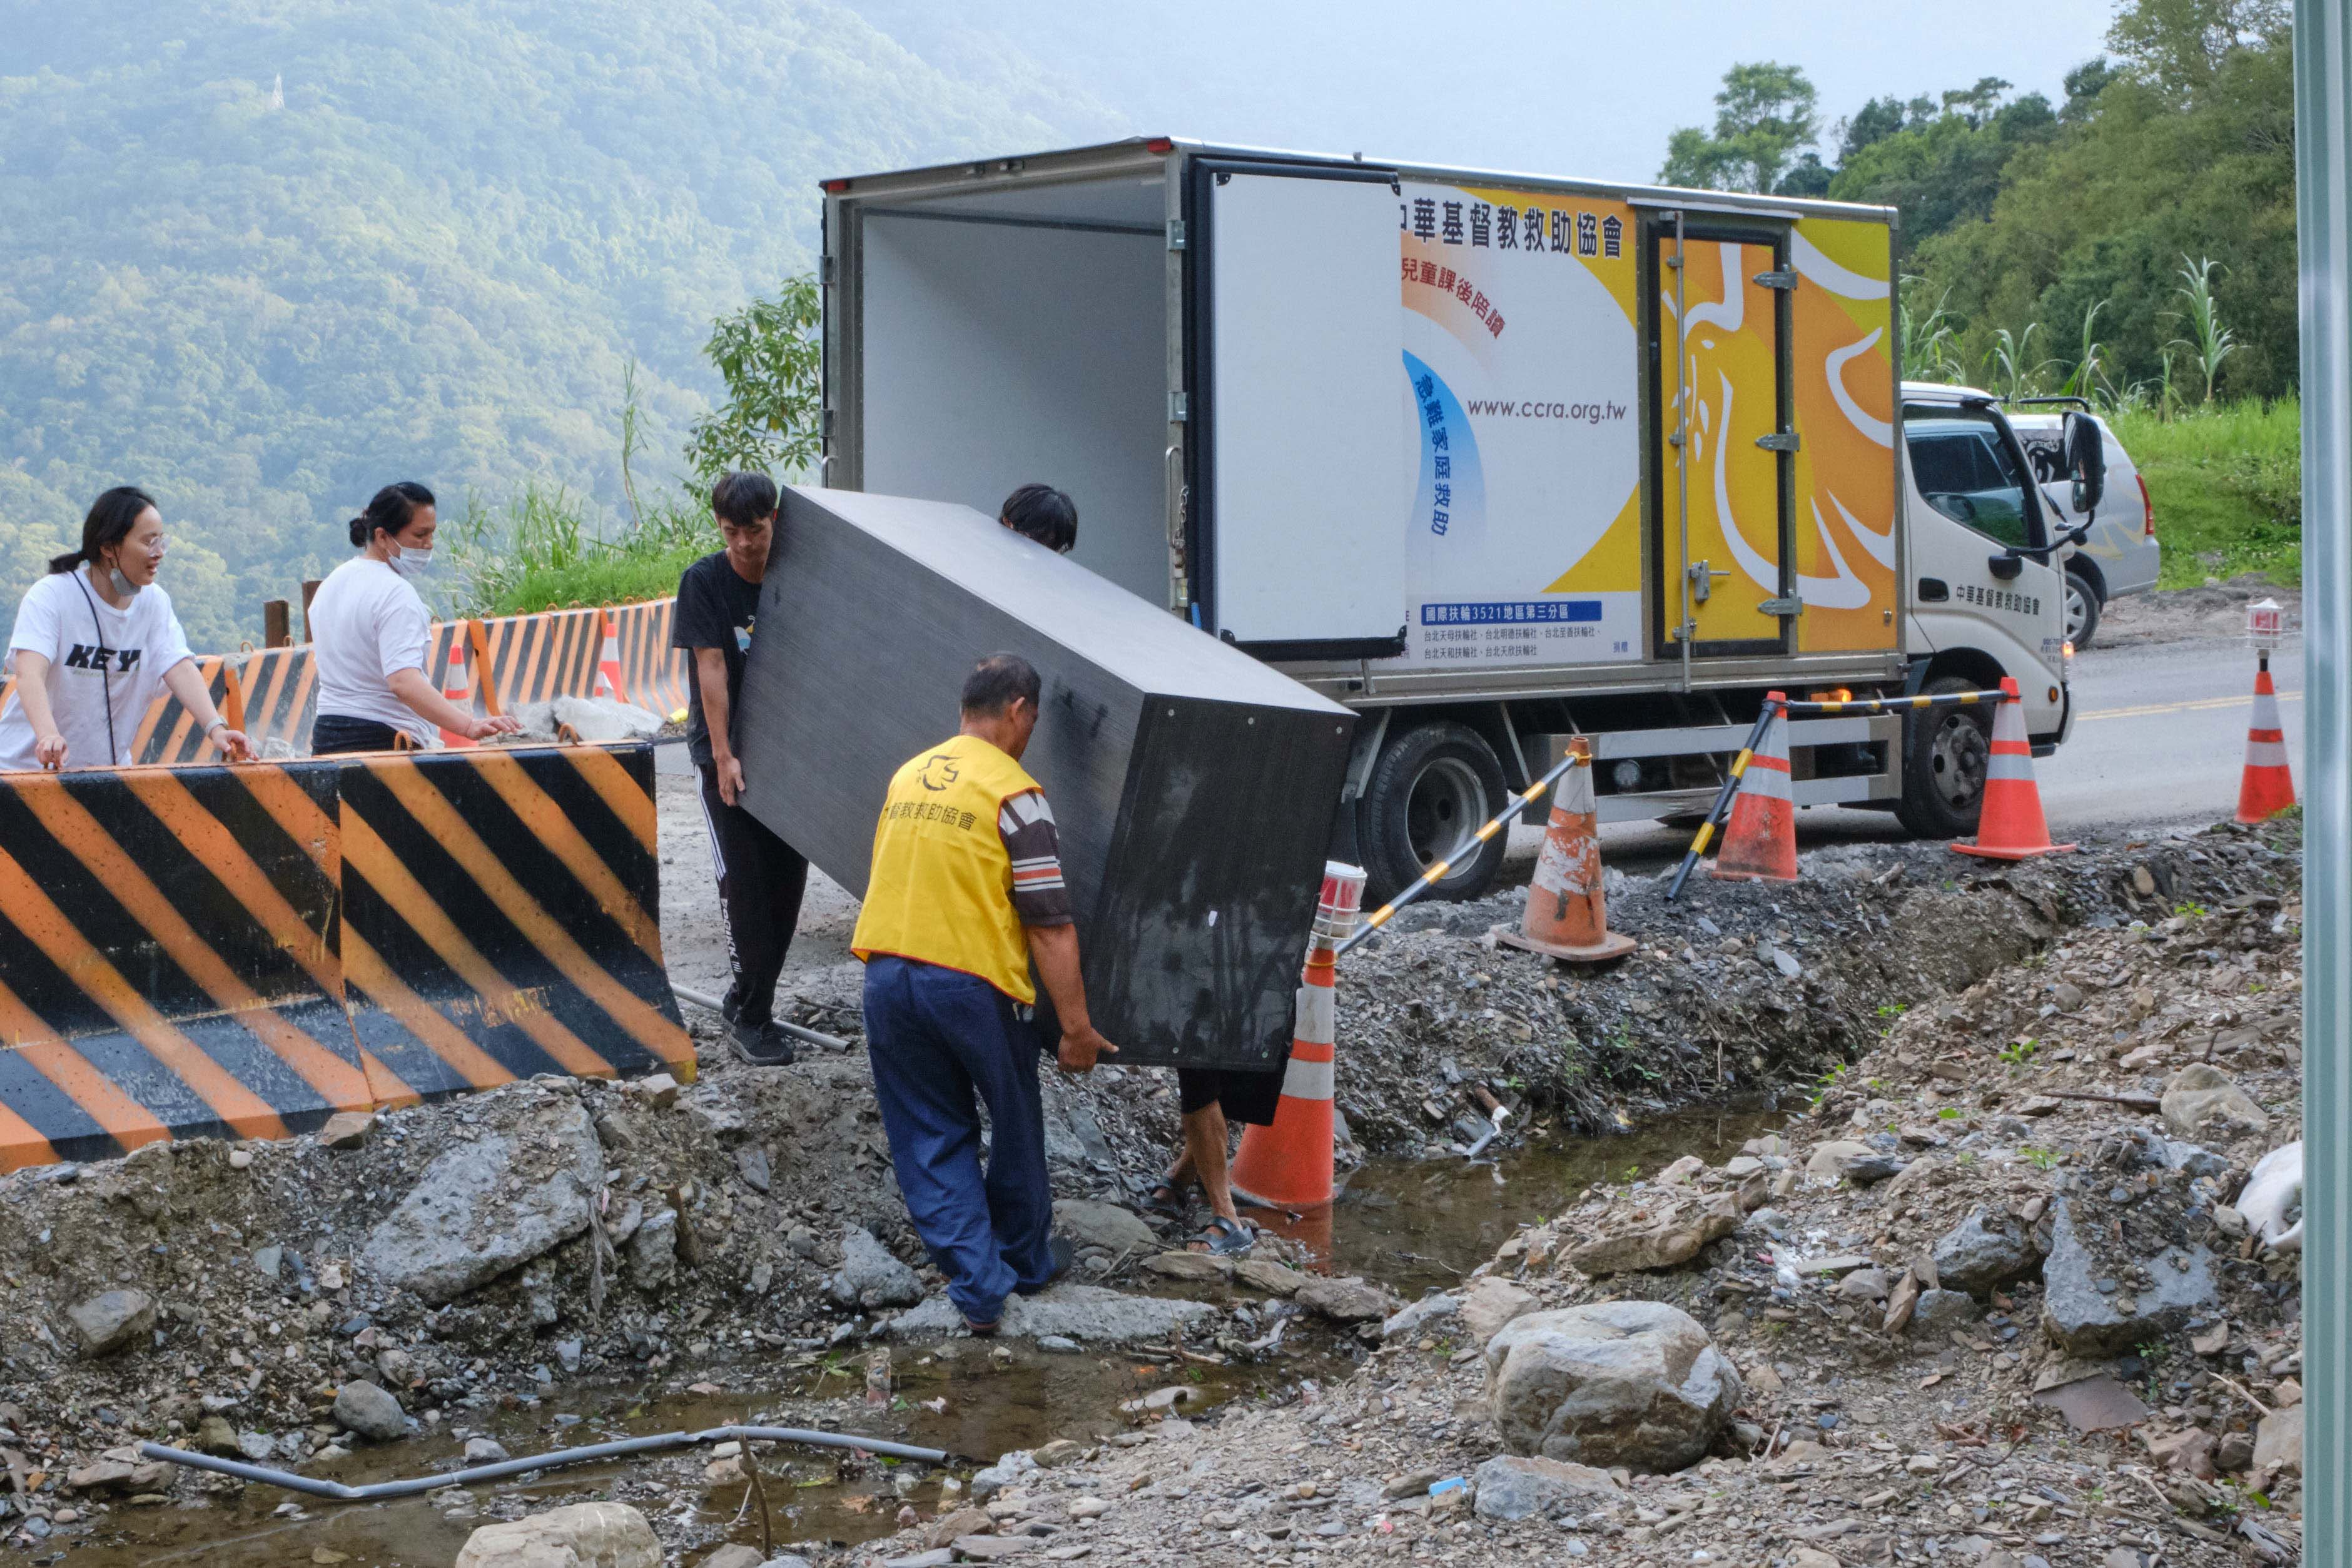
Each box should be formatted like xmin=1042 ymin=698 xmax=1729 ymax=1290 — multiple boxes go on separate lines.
xmin=736 ymin=486 xmax=1357 ymax=1073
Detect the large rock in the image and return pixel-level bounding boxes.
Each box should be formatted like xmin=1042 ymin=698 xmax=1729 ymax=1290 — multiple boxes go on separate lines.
xmin=885 ymin=1284 xmax=1215 ymax=1343
xmin=828 ymin=1227 xmax=926 ymax=1310
xmin=65 ymin=1290 xmax=155 ymax=1357
xmin=1295 ymin=1277 xmax=1392 ymax=1324
xmin=1458 ymin=1277 xmax=1539 ymax=1347
xmin=1932 ymin=1209 xmax=2042 ymax=1297
xmin=2254 ymin=1405 xmax=2303 ymax=1477
xmin=550 ymin=695 xmax=664 ymax=744
xmin=628 ymin=1210 xmax=679 ymax=1292
xmin=362 ymin=1100 xmax=604 ymax=1303
xmin=2038 ymin=1198 xmax=2219 ymax=1357
xmin=2161 ymin=1065 xmax=2269 ymax=1140
xmin=1382 ymin=1293 xmax=1460 ymax=1341
xmin=1484 ymin=1301 xmax=1743 ymax=1471
xmin=1566 ymin=1191 xmax=1741 ymax=1275
xmin=1469 ymin=1454 xmax=1623 ymax=1521
xmin=453 ymin=1501 xmax=661 ymax=1568
xmin=1051 ymin=1200 xmax=1157 ymax=1256
xmin=333 ymin=1380 xmax=407 ymax=1442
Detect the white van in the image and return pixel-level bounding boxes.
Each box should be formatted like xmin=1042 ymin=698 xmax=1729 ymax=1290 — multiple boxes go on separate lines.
xmin=2005 ymin=401 xmax=2159 ymax=647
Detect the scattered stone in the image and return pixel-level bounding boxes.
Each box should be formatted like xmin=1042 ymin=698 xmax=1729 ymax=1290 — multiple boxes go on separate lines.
xmin=195 ymin=1415 xmax=241 ymax=1456
xmin=1382 ymin=1293 xmax=1460 ymax=1340
xmin=629 ymin=1209 xmax=679 ymax=1291
xmin=735 ymin=1145 xmax=772 ymax=1193
xmin=925 ymin=1507 xmax=995 ymax=1547
xmin=65 ymin=1290 xmax=155 ymax=1358
xmin=1294 ymin=1276 xmax=1392 ymax=1323
xmin=2217 ymin=1431 xmax=2256 ymax=1472
xmin=2032 ymin=1374 xmax=2150 ymax=1434
xmin=1803 ymin=1141 xmax=1874 ymax=1176
xmin=1484 ymin=1301 xmax=1743 ymax=1471
xmin=1067 ymin=1498 xmax=1110 ymax=1520
xmin=319 ymin=1111 xmax=376 ymax=1150
xmin=1835 ymin=1267 xmax=1890 ymax=1302
xmin=1051 ymin=1200 xmax=1156 ymax=1255
xmin=1230 ymin=1258 xmax=1309 ymax=1297
xmin=953 ymin=1537 xmax=1037 ymax=1561
xmin=887 ymin=1285 xmax=1215 ymax=1343
xmin=463 ymin=1437 xmax=510 ymax=1464
xmin=2160 ymin=1064 xmax=2269 ymax=1139
xmin=830 ymin=1227 xmax=926 ymax=1310
xmin=1032 ymin=1439 xmax=1085 ymax=1468
xmin=1910 ymin=1288 xmax=1980 ymax=1335
xmin=361 ymin=1099 xmax=604 ymax=1303
xmin=701 ymin=1546 xmax=766 ymax=1568
xmin=1932 ymin=1210 xmax=2043 ymax=1297
xmin=452 ymin=1500 xmax=659 ymax=1568
xmin=2254 ymin=1405 xmax=2303 ymax=1475
xmin=886 ymin=1554 xmax=955 ymax=1568
xmin=1037 ymin=1335 xmax=1080 ymax=1353
xmin=1469 ymin=1455 xmax=1623 ymax=1521
xmin=1140 ymin=1252 xmax=1230 ymax=1283
xmin=2038 ymin=1199 xmax=2218 ymax=1356
xmin=1457 ymin=1277 xmax=1539 ymax=1346
xmin=1566 ymin=1191 xmax=1741 ymax=1275
xmin=333 ymin=1380 xmax=407 ymax=1442
xmin=2145 ymin=1426 xmax=2217 ymax=1479
xmin=1843 ymin=1153 xmax=1908 ymax=1185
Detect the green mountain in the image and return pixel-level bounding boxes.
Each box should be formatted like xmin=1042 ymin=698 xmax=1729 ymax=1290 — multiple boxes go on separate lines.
xmin=0 ymin=1 xmax=1116 ymax=649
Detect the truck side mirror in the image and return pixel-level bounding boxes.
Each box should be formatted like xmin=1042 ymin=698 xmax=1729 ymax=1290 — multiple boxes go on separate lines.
xmin=2061 ymin=410 xmax=2105 ymax=519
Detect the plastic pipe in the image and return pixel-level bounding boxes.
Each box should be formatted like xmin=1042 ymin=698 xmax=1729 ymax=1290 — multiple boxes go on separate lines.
xmin=670 ymin=983 xmax=852 ymax=1054
xmin=138 ymin=1424 xmax=948 ymax=1503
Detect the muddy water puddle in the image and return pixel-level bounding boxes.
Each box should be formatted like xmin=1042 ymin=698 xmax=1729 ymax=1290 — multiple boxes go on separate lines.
xmin=74 ymin=1103 xmax=1785 ymax=1565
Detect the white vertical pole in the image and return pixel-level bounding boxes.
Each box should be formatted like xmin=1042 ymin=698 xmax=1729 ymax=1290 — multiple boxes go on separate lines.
xmin=2296 ymin=0 xmax=2350 ymax=1555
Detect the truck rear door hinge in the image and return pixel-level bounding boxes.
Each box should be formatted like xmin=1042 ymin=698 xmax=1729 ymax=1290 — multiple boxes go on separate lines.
xmin=1167 ymin=219 xmax=1187 ymax=251
xmin=1759 ymin=595 xmax=1805 ymax=617
xmin=821 ymin=255 xmax=836 ymax=285
xmin=1168 ymin=392 xmax=1189 ymax=423
xmin=1755 ymin=431 xmax=1801 ymax=453
xmin=1753 ymin=269 xmax=1797 ymax=290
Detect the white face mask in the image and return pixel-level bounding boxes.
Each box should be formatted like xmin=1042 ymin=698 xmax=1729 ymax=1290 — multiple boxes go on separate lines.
xmin=387 ymin=543 xmax=434 ymax=579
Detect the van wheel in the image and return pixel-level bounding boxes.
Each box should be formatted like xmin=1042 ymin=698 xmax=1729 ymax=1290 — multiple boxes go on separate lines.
xmin=2063 ymin=567 xmax=2102 ymax=650
xmin=1358 ymin=722 xmax=1509 ymax=904
xmin=1895 ymin=675 xmax=1992 ymax=840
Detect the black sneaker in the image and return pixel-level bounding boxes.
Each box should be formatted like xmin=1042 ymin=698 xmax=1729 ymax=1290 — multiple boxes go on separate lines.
xmin=727 ymin=1018 xmax=796 ymax=1067
xmin=1016 ymin=1235 xmax=1075 ymax=1295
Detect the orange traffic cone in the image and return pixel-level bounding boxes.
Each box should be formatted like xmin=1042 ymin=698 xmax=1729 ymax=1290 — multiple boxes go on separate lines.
xmin=1229 ymin=862 xmax=1365 ymax=1212
xmin=438 ymin=623 xmax=477 ymax=749
xmin=1711 ymin=693 xmax=1798 ymax=883
xmin=1954 ymin=677 xmax=2074 ymax=860
xmin=1494 ymin=737 xmax=1635 ymax=961
xmin=594 ymin=609 xmax=627 ymax=703
xmin=2235 ymin=654 xmax=2296 ymax=824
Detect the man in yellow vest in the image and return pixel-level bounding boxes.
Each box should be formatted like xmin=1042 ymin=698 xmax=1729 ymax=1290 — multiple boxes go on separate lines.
xmin=850 ymin=652 xmax=1117 ymax=1333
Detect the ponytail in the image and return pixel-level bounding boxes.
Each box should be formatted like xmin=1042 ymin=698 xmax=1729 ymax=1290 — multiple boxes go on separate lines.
xmin=49 ymin=486 xmax=157 ymax=575
xmin=348 ymin=481 xmax=436 ymax=549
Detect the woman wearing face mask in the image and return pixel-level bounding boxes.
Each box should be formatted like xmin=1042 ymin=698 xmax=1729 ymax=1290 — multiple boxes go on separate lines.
xmin=0 ymin=486 xmax=253 ymax=772
xmin=308 ymin=481 xmax=520 ymax=755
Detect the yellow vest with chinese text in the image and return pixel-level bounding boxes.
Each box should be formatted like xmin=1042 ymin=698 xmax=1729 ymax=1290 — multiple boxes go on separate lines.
xmin=850 ymin=734 xmax=1043 ymax=1003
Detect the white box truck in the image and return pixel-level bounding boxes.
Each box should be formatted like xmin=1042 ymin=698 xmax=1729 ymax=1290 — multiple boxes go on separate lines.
xmin=817 ymin=137 xmax=2090 ymax=899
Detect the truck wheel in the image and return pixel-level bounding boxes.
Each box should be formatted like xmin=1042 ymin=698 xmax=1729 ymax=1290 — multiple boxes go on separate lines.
xmin=1895 ymin=675 xmax=1992 ymax=840
xmin=2063 ymin=566 xmax=2102 ymax=650
xmin=1358 ymin=721 xmax=1509 ymax=904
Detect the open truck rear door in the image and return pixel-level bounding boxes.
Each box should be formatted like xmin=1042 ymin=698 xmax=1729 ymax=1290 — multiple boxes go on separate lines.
xmin=1189 ymin=159 xmax=1409 ymax=659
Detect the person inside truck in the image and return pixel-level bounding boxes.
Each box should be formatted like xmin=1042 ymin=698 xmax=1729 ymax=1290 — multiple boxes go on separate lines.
xmin=998 ymin=483 xmax=1077 ymax=554
xmin=672 ymin=470 xmax=813 ymax=1068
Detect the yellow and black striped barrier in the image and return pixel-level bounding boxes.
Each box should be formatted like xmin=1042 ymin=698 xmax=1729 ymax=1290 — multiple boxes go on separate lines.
xmin=474 ymin=607 xmax=607 ymax=716
xmin=1663 ymin=686 xmax=2009 ymax=900
xmin=1335 ymin=747 xmax=1591 ymax=959
xmin=607 ymin=598 xmax=694 ymax=721
xmin=0 ymin=744 xmax=693 ymax=1172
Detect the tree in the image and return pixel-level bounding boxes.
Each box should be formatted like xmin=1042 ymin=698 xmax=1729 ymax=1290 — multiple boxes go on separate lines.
xmin=2108 ymin=0 xmax=2289 ymax=100
xmin=682 ymin=275 xmax=824 ymax=485
xmin=1658 ymin=62 xmax=1821 ymax=194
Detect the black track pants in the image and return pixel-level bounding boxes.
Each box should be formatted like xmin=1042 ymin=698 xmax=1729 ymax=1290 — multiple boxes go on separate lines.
xmin=695 ymin=764 xmax=810 ymax=1028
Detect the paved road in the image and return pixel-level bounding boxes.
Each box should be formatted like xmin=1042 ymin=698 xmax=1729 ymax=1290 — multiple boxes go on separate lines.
xmin=1580 ymin=632 xmax=2308 ymax=870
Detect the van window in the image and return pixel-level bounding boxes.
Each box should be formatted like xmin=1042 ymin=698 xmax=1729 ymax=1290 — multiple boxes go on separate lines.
xmin=1903 ymin=405 xmax=2039 ymax=551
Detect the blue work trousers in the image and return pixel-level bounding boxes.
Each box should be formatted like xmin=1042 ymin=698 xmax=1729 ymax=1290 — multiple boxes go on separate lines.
xmin=861 ymin=954 xmax=1055 ymax=1323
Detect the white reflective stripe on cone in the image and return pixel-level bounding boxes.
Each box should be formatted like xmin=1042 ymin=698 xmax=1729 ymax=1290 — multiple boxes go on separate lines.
xmin=1295 ymin=983 xmax=1336 ymax=1044
xmin=2248 ymin=741 xmax=2292 ymax=767
xmin=1740 ymin=759 xmax=1794 ymax=801
xmin=1987 ymin=753 xmax=2035 ymax=782
xmin=1280 ymin=1054 xmax=1336 ymax=1101
xmin=1559 ymin=757 xmax=1596 ymax=814
xmin=2253 ymin=694 xmax=2285 ymax=727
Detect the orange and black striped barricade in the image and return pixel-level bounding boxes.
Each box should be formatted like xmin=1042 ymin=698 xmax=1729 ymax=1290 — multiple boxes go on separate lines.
xmin=472 ymin=607 xmax=607 ymax=713
xmin=334 ymin=744 xmax=695 ymax=1100
xmin=0 ymin=761 xmax=375 ymax=1171
xmin=132 ymin=655 xmax=248 ymax=765
xmin=234 ymin=645 xmax=320 ymax=757
xmin=610 ymin=597 xmax=692 ymax=721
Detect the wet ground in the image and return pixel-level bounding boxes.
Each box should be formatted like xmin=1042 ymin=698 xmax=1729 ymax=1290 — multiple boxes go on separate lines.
xmin=70 ymin=1104 xmax=1787 ymax=1567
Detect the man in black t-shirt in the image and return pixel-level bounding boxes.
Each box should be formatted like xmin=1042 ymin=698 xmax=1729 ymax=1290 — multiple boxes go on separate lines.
xmin=672 ymin=471 xmax=810 ymax=1067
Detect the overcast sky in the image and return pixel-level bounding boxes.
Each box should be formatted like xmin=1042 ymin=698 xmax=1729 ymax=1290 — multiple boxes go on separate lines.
xmin=861 ymin=0 xmax=2121 ymax=176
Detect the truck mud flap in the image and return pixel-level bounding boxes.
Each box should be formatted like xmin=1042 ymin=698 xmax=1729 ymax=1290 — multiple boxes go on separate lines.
xmin=335 ymin=746 xmax=694 ymax=1101
xmin=0 ymin=764 xmax=373 ymax=1170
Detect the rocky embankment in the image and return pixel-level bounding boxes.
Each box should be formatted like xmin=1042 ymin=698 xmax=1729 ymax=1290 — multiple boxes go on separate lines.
xmin=0 ymin=818 xmax=2303 ymax=1567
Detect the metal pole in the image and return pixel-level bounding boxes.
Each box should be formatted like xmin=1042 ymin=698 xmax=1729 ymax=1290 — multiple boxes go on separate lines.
xmin=1665 ymin=701 xmax=1780 ymax=902
xmin=671 ymin=983 xmax=851 ymax=1054
xmin=1671 ymin=210 xmax=1694 ymax=694
xmin=1336 ymin=746 xmax=1588 ymax=959
xmin=2295 ymin=0 xmax=2349 ymax=1552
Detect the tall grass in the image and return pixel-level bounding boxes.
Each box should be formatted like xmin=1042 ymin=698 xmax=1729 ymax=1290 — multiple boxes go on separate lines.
xmin=2107 ymin=398 xmax=2301 ymax=587
xmin=449 ymin=482 xmax=717 ymax=619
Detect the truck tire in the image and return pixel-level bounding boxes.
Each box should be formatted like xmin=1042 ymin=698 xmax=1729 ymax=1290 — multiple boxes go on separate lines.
xmin=2063 ymin=565 xmax=2102 ymax=650
xmin=1358 ymin=721 xmax=1510 ymax=904
xmin=1895 ymin=674 xmax=1993 ymax=841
